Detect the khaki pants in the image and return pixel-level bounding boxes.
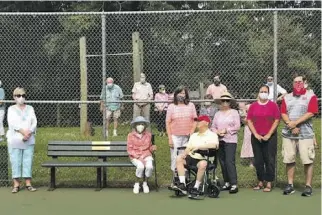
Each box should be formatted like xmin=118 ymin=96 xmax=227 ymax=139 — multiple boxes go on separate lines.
xmin=133 ymin=104 xmax=150 ymax=121
xmin=282 ymin=138 xmax=315 ymax=165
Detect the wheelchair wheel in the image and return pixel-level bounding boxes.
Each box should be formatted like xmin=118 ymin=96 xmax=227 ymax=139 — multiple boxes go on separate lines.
xmin=186 ymin=180 xmax=195 ymax=194
xmin=207 ymin=183 xmax=220 ymax=198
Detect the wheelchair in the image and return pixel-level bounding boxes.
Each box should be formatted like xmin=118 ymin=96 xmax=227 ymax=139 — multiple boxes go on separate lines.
xmin=168 ymin=146 xmax=221 ymax=200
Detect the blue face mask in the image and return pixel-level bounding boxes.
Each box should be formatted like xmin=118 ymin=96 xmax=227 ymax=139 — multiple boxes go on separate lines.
xmin=107 ymin=83 xmax=114 ymax=89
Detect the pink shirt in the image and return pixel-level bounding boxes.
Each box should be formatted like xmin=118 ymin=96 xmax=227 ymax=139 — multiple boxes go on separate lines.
xmin=127 ymin=131 xmax=153 ymax=160
xmin=247 ymin=101 xmax=280 ymax=136
xmin=206 ymin=84 xmax=227 ymax=99
xmin=166 ymin=102 xmax=197 ymax=136
xmin=154 ymin=93 xmax=169 ymax=111
xmin=211 ymin=109 xmax=241 ymax=143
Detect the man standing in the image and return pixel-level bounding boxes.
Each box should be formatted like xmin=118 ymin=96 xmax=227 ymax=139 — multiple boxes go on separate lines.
xmin=132 ymin=73 xmax=153 ymax=121
xmin=266 ymin=76 xmax=287 ymax=101
xmin=0 ymin=80 xmax=5 ymax=142
xmin=100 ymin=77 xmax=124 ymax=137
xmin=280 ymin=74 xmax=318 ymax=197
xmin=206 ymin=74 xmax=227 ymax=99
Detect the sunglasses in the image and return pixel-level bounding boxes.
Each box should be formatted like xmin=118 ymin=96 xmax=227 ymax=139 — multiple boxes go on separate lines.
xmin=221 ymin=99 xmax=230 ymax=103
xmin=14 ymin=94 xmax=26 ymax=98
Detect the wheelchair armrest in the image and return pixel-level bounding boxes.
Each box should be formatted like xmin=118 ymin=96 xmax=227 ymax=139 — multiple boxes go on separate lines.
xmin=177 ymin=146 xmax=187 ymax=150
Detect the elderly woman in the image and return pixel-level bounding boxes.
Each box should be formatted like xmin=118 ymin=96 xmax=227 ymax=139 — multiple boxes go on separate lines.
xmin=154 ymin=84 xmax=169 ymax=137
xmin=127 ymin=116 xmax=157 ymax=194
xmin=247 ymin=85 xmax=280 ymax=192
xmin=166 ymin=86 xmax=197 ymax=178
xmin=211 ymin=92 xmax=241 ymax=194
xmin=6 ymin=87 xmax=37 ymax=193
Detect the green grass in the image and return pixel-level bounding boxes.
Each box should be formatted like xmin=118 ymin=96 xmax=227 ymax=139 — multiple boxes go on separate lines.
xmin=0 ymin=188 xmax=320 ymax=215
xmin=0 ymin=119 xmax=320 ymax=188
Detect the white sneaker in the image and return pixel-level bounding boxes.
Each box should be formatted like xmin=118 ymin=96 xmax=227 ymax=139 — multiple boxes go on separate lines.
xmin=133 ymin=183 xmax=140 ymax=194
xmin=142 ymin=182 xmax=149 ymax=194
xmin=113 ymin=129 xmax=117 ymax=137
xmin=0 ymin=137 xmax=3 ymax=142
xmin=105 ymin=130 xmax=109 ymax=137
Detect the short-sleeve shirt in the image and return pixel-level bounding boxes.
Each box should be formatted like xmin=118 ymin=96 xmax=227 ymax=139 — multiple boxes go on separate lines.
xmin=187 ymin=130 xmax=219 ymax=160
xmin=247 ymin=101 xmax=280 ymax=136
xmin=166 ymin=102 xmax=197 ymax=136
xmin=267 ymin=84 xmax=287 ymax=101
xmin=206 ymin=84 xmax=227 ymax=99
xmin=100 ymin=84 xmax=123 ymax=111
xmin=0 ymin=88 xmax=5 ymax=110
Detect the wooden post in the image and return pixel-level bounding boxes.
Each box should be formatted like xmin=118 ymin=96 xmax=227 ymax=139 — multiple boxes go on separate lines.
xmin=199 ymin=82 xmax=205 ymax=100
xmin=80 ymin=37 xmax=88 ymax=135
xmin=132 ymin=32 xmax=141 ymax=83
xmin=56 ymin=103 xmax=61 ymax=127
xmin=139 ymin=38 xmax=144 ymax=74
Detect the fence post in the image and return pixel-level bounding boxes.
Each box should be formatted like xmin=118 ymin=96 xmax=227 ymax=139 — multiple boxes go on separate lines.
xmin=132 ymin=32 xmax=141 ymax=83
xmin=102 ymin=14 xmax=107 ymax=140
xmin=273 ymin=10 xmax=278 ymax=186
xmin=80 ymin=36 xmax=88 ymax=135
xmin=199 ymin=82 xmax=205 ymax=100
xmin=139 ymin=37 xmax=144 ymax=74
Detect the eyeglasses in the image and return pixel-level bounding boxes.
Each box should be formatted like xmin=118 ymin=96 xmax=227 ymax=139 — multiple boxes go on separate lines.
xmin=14 ymin=94 xmax=26 ymax=98
xmin=221 ymin=99 xmax=230 ymax=103
xmin=259 ymin=91 xmax=268 ymax=93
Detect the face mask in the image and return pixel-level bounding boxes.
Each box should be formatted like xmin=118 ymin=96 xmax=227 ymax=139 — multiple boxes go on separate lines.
xmin=107 ymin=83 xmax=114 ymax=88
xmin=177 ymin=95 xmax=185 ymax=102
xmin=293 ymin=82 xmax=306 ymax=96
xmin=16 ymin=97 xmax=25 ymax=105
xmin=204 ymin=102 xmax=212 ymax=106
xmin=159 ymin=89 xmax=165 ymax=93
xmin=267 ymin=82 xmax=273 ymax=86
xmin=259 ymin=92 xmax=269 ymax=100
xmin=136 ymin=125 xmax=145 ymax=133
xmin=140 ymin=77 xmax=146 ymax=84
xmin=214 ymin=80 xmax=220 ymax=86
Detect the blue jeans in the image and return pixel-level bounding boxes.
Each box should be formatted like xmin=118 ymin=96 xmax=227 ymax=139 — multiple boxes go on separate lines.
xmin=8 ymin=145 xmax=35 ymax=179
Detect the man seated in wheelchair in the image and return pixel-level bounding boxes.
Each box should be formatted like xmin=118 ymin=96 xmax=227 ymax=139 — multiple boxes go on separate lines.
xmin=172 ymin=115 xmax=219 ymax=198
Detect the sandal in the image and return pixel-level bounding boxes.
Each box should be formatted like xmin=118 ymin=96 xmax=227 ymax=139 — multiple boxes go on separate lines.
xmin=253 ymin=183 xmax=264 ymax=190
xmin=263 ymin=186 xmax=272 ymax=192
xmin=12 ymin=186 xmax=20 ymax=194
xmin=26 ymin=186 xmax=37 ymax=192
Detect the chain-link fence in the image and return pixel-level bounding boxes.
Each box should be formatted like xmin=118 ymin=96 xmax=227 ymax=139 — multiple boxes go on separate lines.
xmin=0 ymin=9 xmax=320 ymax=188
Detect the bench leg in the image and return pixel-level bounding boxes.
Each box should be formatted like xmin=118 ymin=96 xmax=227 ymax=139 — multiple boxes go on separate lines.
xmin=48 ymin=167 xmax=56 ymax=191
xmin=153 ymin=155 xmax=159 ymax=192
xmin=102 ymin=158 xmax=107 ymax=188
xmin=96 ymin=167 xmax=102 ymax=191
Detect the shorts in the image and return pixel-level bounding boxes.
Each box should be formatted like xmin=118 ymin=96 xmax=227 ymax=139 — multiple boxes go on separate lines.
xmin=282 ymin=138 xmax=315 ymax=165
xmin=185 ymin=155 xmax=204 ymax=167
xmin=106 ymin=109 xmax=121 ymax=119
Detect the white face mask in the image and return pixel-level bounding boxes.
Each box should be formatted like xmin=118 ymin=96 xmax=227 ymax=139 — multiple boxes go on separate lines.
xmin=136 ymin=125 xmax=145 ymax=133
xmin=267 ymin=82 xmax=273 ymax=86
xmin=16 ymin=97 xmax=25 ymax=105
xmin=140 ymin=77 xmax=146 ymax=84
xmin=204 ymin=102 xmax=212 ymax=106
xmin=259 ymin=92 xmax=269 ymax=100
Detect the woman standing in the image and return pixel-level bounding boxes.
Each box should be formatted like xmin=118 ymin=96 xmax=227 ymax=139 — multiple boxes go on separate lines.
xmin=247 ymin=85 xmax=280 ymax=192
xmin=154 ymin=84 xmax=169 ymax=137
xmin=166 ymin=86 xmax=197 ymax=177
xmin=6 ymin=88 xmax=37 ymax=193
xmin=211 ymin=92 xmax=241 ymax=194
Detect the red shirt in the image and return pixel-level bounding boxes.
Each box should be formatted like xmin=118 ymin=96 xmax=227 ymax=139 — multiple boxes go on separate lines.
xmin=247 ymin=101 xmax=280 ymax=136
xmin=280 ymin=94 xmax=319 ymax=114
xmin=127 ymin=131 xmax=153 ymax=160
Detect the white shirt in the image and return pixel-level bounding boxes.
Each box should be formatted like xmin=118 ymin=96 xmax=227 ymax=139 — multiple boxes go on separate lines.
xmin=267 ymin=84 xmax=287 ymax=101
xmin=6 ymin=105 xmax=37 ymax=149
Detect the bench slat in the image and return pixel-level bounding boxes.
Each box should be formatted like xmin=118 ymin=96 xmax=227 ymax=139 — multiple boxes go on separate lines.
xmin=42 ymin=161 xmax=135 ymax=167
xmin=48 ymin=145 xmax=127 ymax=151
xmin=48 ymin=151 xmax=129 ymax=157
xmin=48 ymin=141 xmax=127 ymax=146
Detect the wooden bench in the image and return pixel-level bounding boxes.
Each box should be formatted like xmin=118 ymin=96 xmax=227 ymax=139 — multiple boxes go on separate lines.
xmin=41 ymin=136 xmax=158 ymax=191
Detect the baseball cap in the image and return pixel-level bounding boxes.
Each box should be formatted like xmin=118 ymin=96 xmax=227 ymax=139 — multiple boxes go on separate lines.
xmin=195 ymin=115 xmax=211 ymax=123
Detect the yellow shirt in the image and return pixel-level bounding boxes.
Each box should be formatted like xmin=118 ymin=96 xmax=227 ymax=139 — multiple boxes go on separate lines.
xmin=187 ymin=130 xmax=219 ymax=160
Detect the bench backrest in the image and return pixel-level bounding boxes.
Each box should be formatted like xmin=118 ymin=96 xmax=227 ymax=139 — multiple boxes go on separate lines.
xmin=47 ymin=135 xmax=155 ymax=158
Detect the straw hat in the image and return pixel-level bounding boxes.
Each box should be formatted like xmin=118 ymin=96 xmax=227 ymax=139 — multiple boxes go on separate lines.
xmin=130 ymin=116 xmax=150 ymax=127
xmin=215 ymin=91 xmax=236 ymax=105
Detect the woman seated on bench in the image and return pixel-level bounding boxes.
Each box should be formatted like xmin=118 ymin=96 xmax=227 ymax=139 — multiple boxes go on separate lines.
xmin=127 ymin=116 xmax=157 ymax=194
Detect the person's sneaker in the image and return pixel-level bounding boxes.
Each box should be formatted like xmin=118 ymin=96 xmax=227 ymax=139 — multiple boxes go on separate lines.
xmin=0 ymin=137 xmax=3 ymax=142
xmin=105 ymin=130 xmax=109 ymax=137
xmin=172 ymin=183 xmax=187 ymax=195
xmin=301 ymin=185 xmax=312 ymax=197
xmin=283 ymin=184 xmax=295 ymax=195
xmin=188 ymin=188 xmax=204 ymax=199
xmin=229 ymin=185 xmax=238 ymax=194
xmin=142 ymin=182 xmax=150 ymax=194
xmin=113 ymin=129 xmax=117 ymax=137
xmin=221 ymin=182 xmax=231 ymax=191
xmin=133 ymin=183 xmax=140 ymax=194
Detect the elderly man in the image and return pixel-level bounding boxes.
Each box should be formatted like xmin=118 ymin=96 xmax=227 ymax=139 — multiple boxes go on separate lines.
xmin=172 ymin=115 xmax=219 ymax=199
xmin=0 ymin=80 xmax=5 ymax=142
xmin=266 ymin=76 xmax=287 ymax=101
xmin=132 ymin=73 xmax=153 ymax=121
xmin=206 ymin=74 xmax=227 ymax=99
xmin=280 ymin=74 xmax=318 ymax=197
xmin=100 ymin=77 xmax=124 ymax=137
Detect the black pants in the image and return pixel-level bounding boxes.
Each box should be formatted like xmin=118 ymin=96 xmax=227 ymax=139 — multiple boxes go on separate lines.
xmin=251 ymin=132 xmax=277 ymax=182
xmin=218 ymin=141 xmax=237 ymax=185
xmin=155 ymin=111 xmax=166 ymax=132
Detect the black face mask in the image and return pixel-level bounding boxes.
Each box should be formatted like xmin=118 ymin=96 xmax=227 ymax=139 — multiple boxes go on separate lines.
xmin=214 ymin=80 xmax=220 ymax=86
xmin=177 ymin=95 xmax=185 ymax=102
